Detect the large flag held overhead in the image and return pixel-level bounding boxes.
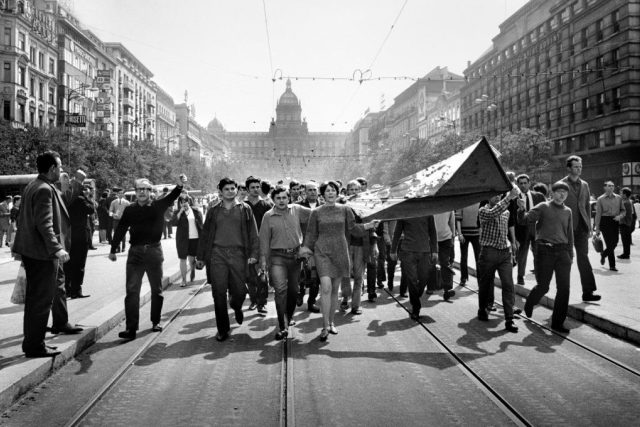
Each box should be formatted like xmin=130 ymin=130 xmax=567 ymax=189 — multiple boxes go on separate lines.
xmin=349 ymin=137 xmax=512 ymax=221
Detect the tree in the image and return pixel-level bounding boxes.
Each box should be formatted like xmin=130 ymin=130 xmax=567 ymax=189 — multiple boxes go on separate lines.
xmin=497 ymin=128 xmax=557 ymax=182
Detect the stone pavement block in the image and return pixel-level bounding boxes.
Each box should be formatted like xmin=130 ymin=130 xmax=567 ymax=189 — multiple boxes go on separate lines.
xmin=0 ymin=239 xmax=186 ymax=412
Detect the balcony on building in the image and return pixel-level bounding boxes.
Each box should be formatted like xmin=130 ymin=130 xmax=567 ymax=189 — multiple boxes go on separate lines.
xmin=122 ymin=80 xmax=134 ymax=92
xmin=122 ymin=113 xmax=135 ymax=124
xmin=122 ymin=96 xmax=134 ymax=108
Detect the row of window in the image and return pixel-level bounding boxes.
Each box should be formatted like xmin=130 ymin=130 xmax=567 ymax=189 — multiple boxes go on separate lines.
xmin=2 ymin=100 xmax=55 ymax=127
xmin=555 ymin=128 xmax=622 ymax=155
xmin=3 ymin=62 xmax=56 ymax=103
xmin=469 ymin=2 xmax=621 ymax=79
xmin=4 ymin=28 xmax=56 ymax=75
xmin=229 ymin=140 xmax=339 ymax=148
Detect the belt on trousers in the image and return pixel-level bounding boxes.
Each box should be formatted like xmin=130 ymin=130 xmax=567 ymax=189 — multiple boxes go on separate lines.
xmin=537 ymin=241 xmax=570 ymax=249
xmin=133 ymin=242 xmax=161 ymax=249
xmin=271 ymin=247 xmax=299 ymax=255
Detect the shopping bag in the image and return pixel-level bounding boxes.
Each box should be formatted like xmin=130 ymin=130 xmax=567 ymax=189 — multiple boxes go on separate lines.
xmin=426 ymin=264 xmax=443 ymax=292
xmin=10 ymin=263 xmax=27 ymax=305
xmin=592 ymin=234 xmax=604 ymax=253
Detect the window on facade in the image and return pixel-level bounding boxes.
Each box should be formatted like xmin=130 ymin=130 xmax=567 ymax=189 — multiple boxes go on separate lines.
xmin=611 ymin=48 xmax=619 ymax=68
xmin=570 ymin=102 xmax=577 ymax=122
xmin=563 ymin=138 xmax=572 ymax=154
xmin=29 ymin=46 xmax=36 ymax=63
xmin=545 ymin=112 xmax=551 ymax=129
xmin=614 ymin=127 xmax=622 ymax=145
xmin=38 ymin=82 xmax=43 ymax=101
xmin=49 ymin=58 xmax=54 ymax=74
xmin=3 ymin=62 xmax=10 ymax=82
xmin=598 ymin=130 xmax=607 ymax=148
xmin=38 ymin=52 xmax=44 ymax=70
xmin=612 ymin=10 xmax=620 ymax=32
xmin=595 ymin=19 xmax=603 ymax=41
xmin=561 ymin=8 xmax=570 ymax=24
xmin=18 ymin=103 xmax=25 ymax=122
xmin=596 ymin=93 xmax=605 ymax=115
xmin=48 ymin=86 xmax=54 ymax=104
xmin=18 ymin=32 xmax=25 ymax=51
xmin=573 ymin=1 xmax=583 ymax=15
xmin=557 ymin=107 xmax=563 ymax=126
xmin=557 ymin=75 xmax=562 ymax=93
xmin=29 ymin=78 xmax=34 ymax=96
xmin=587 ymin=133 xmax=599 ymax=149
xmin=4 ymin=27 xmax=11 ymax=45
xmin=581 ymin=63 xmax=589 ymax=84
xmin=596 ymin=56 xmax=604 ymax=78
xmin=582 ymin=98 xmax=590 ymax=119
xmin=612 ymin=87 xmax=621 ymax=110
xmin=18 ymin=66 xmax=25 ymax=86
xmin=581 ymin=27 xmax=588 ymax=49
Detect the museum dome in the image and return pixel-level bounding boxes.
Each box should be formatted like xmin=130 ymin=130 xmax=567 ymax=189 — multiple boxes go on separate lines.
xmin=278 ymin=78 xmax=299 ymax=106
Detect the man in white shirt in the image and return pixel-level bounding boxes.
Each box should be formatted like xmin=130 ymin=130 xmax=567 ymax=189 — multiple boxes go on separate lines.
xmin=109 ymin=189 xmax=130 ymax=252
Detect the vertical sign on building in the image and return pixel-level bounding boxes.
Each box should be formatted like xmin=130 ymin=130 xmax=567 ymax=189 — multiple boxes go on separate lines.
xmin=95 ymin=70 xmax=113 ymax=138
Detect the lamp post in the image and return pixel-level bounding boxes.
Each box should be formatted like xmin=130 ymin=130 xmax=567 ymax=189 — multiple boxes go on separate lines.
xmin=65 ymin=83 xmax=98 ymax=168
xmin=474 ymin=94 xmax=501 ymax=151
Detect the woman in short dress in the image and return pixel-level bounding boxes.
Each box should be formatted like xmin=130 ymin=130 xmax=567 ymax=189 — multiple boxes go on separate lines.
xmin=173 ymin=197 xmax=203 ymax=287
xmin=301 ymin=181 xmax=379 ymax=341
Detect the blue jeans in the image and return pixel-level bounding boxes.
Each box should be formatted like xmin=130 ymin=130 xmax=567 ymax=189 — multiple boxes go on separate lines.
xmin=270 ymin=253 xmax=301 ymax=330
xmin=125 ymin=243 xmax=164 ymax=331
xmin=477 ymin=247 xmax=515 ymax=319
xmin=525 ymin=244 xmax=572 ymax=327
xmin=210 ymin=247 xmax=247 ymax=335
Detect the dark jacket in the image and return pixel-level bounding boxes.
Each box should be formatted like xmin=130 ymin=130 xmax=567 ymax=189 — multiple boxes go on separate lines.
xmin=513 ymin=190 xmax=546 ymax=240
xmin=173 ymin=207 xmax=204 ymax=255
xmin=12 ymin=175 xmax=70 ymax=260
xmin=196 ymin=200 xmax=259 ymax=262
xmin=68 ymin=195 xmax=96 ymax=241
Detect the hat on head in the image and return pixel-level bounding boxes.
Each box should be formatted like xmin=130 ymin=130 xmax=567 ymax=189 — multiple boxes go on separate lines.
xmin=551 ymin=181 xmax=570 ymax=192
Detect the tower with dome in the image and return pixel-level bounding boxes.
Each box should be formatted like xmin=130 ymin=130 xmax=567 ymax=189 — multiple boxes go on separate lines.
xmin=207 ymin=79 xmax=348 ymax=183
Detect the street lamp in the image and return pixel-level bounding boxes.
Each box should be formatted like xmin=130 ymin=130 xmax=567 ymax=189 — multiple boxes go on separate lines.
xmin=474 ymin=94 xmax=501 ymax=151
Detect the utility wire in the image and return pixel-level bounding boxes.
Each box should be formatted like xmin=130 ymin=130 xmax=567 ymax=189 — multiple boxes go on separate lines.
xmin=262 ymin=0 xmax=276 ymax=111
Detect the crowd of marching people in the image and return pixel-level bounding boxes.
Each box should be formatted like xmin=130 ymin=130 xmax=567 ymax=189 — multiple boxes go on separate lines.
xmin=7 ymin=151 xmax=640 ymax=357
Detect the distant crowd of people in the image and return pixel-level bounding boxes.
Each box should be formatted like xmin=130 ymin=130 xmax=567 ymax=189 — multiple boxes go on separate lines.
xmin=8 ymin=150 xmax=640 ymax=357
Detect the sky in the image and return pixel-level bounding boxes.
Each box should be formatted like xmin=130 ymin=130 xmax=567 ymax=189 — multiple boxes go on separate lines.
xmin=72 ymin=0 xmax=530 ymax=133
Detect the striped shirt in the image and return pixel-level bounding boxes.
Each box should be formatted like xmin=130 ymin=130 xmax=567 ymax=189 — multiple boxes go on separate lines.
xmin=478 ymin=197 xmax=511 ymax=250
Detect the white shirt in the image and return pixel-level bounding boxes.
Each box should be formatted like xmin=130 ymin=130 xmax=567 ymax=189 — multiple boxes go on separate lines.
xmin=185 ymin=209 xmax=199 ymax=239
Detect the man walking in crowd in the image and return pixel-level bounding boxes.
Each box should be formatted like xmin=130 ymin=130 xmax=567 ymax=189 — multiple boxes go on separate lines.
xmin=109 ymin=188 xmax=130 ymax=253
xmin=245 ymin=176 xmax=273 ymax=314
xmin=456 ymin=202 xmax=481 ymax=286
xmin=296 ymin=181 xmax=323 ymax=312
xmin=594 ymin=180 xmax=625 ymax=271
xmin=288 ymin=180 xmax=302 ymax=203
xmin=109 ymin=174 xmax=187 ymax=340
xmin=514 ymin=174 xmax=546 ymax=284
xmin=12 ymin=151 xmax=83 ymax=358
xmin=561 ymin=156 xmax=601 ymax=301
xmin=259 ymin=186 xmax=312 ymax=340
xmin=520 ymin=181 xmax=574 ymax=333
xmin=618 ymin=187 xmax=634 ymax=259
xmin=433 ymin=211 xmax=456 ymax=300
xmin=390 ymin=214 xmax=438 ymax=321
xmin=0 ymin=195 xmax=12 ymax=247
xmin=158 ymin=187 xmax=174 ymax=239
xmin=64 ymin=183 xmax=96 ymax=299
xmin=196 ymin=178 xmax=260 ymax=342
xmin=477 ymin=187 xmax=520 ymax=333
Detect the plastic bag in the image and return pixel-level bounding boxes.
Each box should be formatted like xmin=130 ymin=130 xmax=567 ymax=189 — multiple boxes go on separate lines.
xmin=592 ymin=234 xmax=604 ymax=253
xmin=10 ymin=263 xmax=27 ymax=305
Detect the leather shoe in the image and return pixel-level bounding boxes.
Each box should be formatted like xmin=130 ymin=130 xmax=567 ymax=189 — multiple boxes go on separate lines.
xmin=600 ymin=255 xmax=605 ymax=265
xmin=307 ymin=304 xmax=320 ymax=313
xmin=89 ymin=246 xmax=98 ymax=250
xmin=216 ymin=331 xmax=229 ymax=342
xmin=25 ymin=348 xmax=61 ymax=358
xmin=477 ymin=310 xmax=489 ymax=321
xmin=368 ymin=293 xmax=377 ymax=302
xmin=582 ymin=293 xmax=602 ymax=302
xmin=505 ymin=320 xmax=519 ymax=333
xmin=296 ymin=294 xmax=304 ymax=307
xmin=459 ymin=278 xmax=467 ymax=286
xmin=275 ymin=330 xmax=288 ymax=340
xmin=248 ymin=303 xmax=257 ymax=311
xmin=524 ymin=303 xmax=533 ymax=318
xmin=69 ymin=293 xmax=90 ymax=299
xmin=487 ymin=304 xmax=497 ymax=312
xmin=443 ymin=290 xmax=455 ymax=301
xmin=350 ymin=307 xmax=362 ymax=315
xmin=617 ymin=254 xmax=630 ymax=259
xmin=513 ymin=308 xmax=522 ymax=315
xmin=235 ymin=308 xmax=244 ymax=325
xmin=257 ymin=305 xmax=267 ymax=314
xmin=151 ymin=324 xmax=163 ymax=332
xmin=118 ymin=330 xmax=136 ymax=340
xmin=288 ymin=320 xmax=297 ymax=326
xmin=610 ymin=267 xmax=618 ymax=272
xmin=410 ymin=312 xmax=420 ymax=321
xmin=51 ymin=324 xmax=83 ymax=334
xmin=552 ymin=324 xmax=570 ymax=333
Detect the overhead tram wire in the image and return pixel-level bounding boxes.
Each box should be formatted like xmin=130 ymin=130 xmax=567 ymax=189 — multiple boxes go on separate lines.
xmin=262 ymin=0 xmax=276 ymax=112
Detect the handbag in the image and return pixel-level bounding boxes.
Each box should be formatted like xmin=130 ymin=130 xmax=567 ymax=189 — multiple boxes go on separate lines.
xmin=592 ymin=234 xmax=604 ymax=253
xmin=426 ymin=264 xmax=443 ymax=292
xmin=10 ymin=262 xmax=27 ymax=305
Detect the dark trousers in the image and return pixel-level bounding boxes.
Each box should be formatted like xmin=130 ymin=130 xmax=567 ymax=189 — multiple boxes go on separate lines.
xmin=124 ymin=244 xmax=164 ymax=331
xmin=270 ymin=254 xmax=301 ymax=330
xmin=619 ymin=224 xmax=632 ymax=257
xmin=525 ymin=244 xmax=572 ymax=327
xmin=365 ymin=261 xmax=377 ymax=296
xmin=64 ymin=234 xmax=90 ymax=296
xmin=106 ymin=217 xmax=113 ymax=244
xmin=516 ymin=230 xmax=537 ymax=280
xmin=436 ymin=239 xmax=454 ymax=291
xmin=247 ymin=263 xmax=268 ymax=306
xmin=600 ymin=216 xmax=619 ymax=268
xmin=477 ymin=247 xmax=515 ymax=319
xmin=399 ymin=250 xmax=431 ymax=314
xmin=574 ymin=225 xmax=597 ymax=294
xmin=376 ymin=240 xmax=387 ymax=284
xmin=378 ymin=243 xmax=398 ymax=290
xmin=112 ymin=219 xmax=126 ymax=251
xmin=210 ymin=247 xmax=247 ymax=335
xmin=22 ymin=256 xmax=69 ymax=354
xmin=459 ymin=234 xmax=480 ymax=282
xmin=298 ymin=272 xmax=319 ymax=306
xmin=163 ymin=221 xmax=172 ymax=239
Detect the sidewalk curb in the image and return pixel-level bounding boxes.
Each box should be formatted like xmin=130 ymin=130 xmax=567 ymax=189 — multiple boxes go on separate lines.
xmin=456 ymin=262 xmax=640 ymax=346
xmin=0 ymin=268 xmax=183 ymax=413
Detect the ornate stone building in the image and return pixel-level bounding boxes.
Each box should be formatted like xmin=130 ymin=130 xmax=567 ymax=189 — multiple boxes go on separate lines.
xmin=210 ymin=79 xmax=348 ymax=183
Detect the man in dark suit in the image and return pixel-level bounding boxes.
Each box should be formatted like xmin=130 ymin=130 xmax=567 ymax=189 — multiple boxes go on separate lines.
xmin=12 ymin=151 xmax=83 ymax=358
xmin=296 ymin=181 xmax=323 ymax=312
xmin=514 ymin=174 xmax=546 ymax=285
xmin=64 ymin=183 xmax=96 ymax=298
xmin=561 ymin=155 xmax=601 ymax=302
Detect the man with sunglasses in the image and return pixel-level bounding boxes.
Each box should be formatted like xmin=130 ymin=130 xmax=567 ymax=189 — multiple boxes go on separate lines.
xmin=109 ymin=174 xmax=187 ymax=340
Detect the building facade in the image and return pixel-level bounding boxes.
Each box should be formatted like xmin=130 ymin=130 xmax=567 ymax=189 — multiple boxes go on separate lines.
xmin=210 ymin=79 xmax=348 ymax=183
xmin=461 ymin=0 xmax=640 ymax=191
xmin=1 ymin=0 xmax=58 ymax=129
xmin=155 ymin=83 xmax=177 ymax=154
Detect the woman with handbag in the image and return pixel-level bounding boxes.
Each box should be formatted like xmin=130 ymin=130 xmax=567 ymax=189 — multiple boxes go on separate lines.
xmin=173 ymin=197 xmax=203 ymax=287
